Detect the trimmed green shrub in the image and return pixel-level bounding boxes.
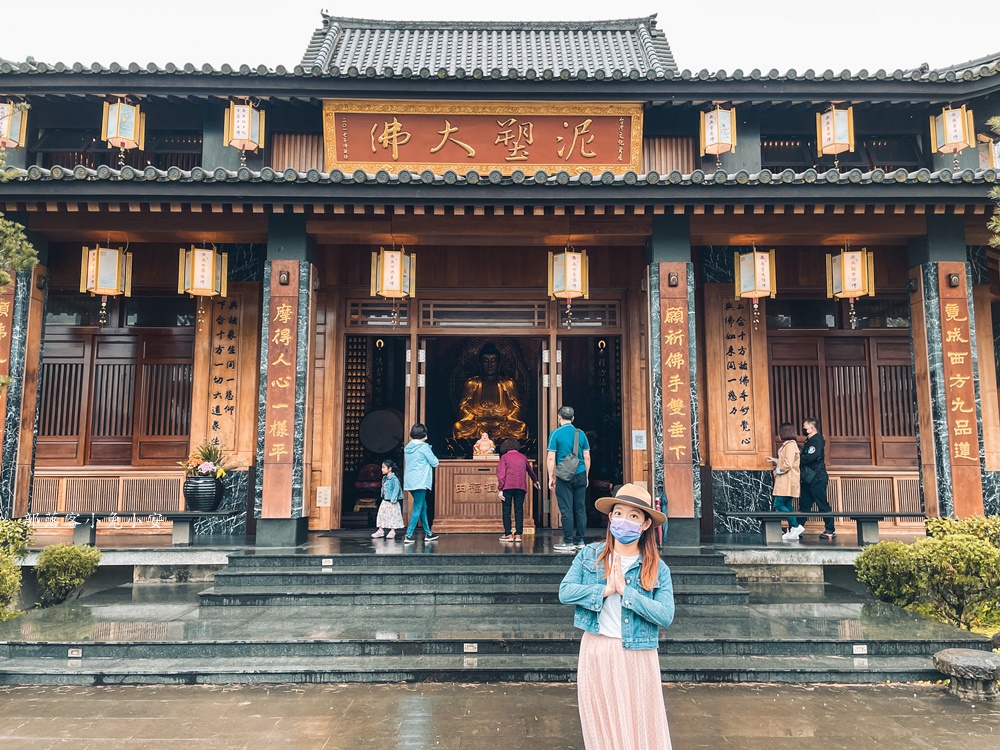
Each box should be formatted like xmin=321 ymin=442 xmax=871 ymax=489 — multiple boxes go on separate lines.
xmin=0 ymin=518 xmax=32 ymax=560
xmin=0 ymin=553 xmax=21 ymax=621
xmin=35 ymin=544 xmax=101 ymax=606
xmin=925 ymin=516 xmax=1000 ymax=548
xmin=855 ymin=541 xmax=922 ymax=609
xmin=857 ymin=534 xmax=1000 ymax=631
xmin=914 ymin=534 xmax=1000 ymax=630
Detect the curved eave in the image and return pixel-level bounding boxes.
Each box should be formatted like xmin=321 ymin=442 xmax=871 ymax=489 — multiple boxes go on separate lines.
xmin=5 ymin=69 xmax=1000 ymax=105
xmin=1 ymin=166 xmax=995 ymax=204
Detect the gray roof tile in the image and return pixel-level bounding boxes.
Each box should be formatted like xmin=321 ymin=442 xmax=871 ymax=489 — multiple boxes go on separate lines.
xmin=300 ymin=14 xmax=674 ymax=79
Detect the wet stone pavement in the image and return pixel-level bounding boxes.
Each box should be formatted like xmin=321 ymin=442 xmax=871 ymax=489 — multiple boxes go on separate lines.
xmin=1 ymin=682 xmax=998 ymax=749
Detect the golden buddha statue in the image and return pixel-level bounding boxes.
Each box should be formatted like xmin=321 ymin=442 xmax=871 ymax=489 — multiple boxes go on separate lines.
xmin=453 ymin=343 xmax=529 ymax=441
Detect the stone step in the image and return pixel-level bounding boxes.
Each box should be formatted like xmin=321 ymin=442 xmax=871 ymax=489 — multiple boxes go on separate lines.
xmin=210 ymin=565 xmax=738 ymax=589
xmin=197 ymin=583 xmax=750 ymax=607
xmin=2 ymin=635 xmax=987 ymax=661
xmin=0 ymin=653 xmax=946 ymax=686
xmin=224 ymin=551 xmax=730 ymax=570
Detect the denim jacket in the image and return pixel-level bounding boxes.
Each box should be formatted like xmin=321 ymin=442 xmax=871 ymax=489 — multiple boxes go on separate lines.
xmin=558 ymin=542 xmax=674 ymax=650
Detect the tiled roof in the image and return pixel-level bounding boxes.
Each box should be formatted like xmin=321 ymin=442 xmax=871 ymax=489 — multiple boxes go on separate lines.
xmin=3 ymin=163 xmax=995 ymax=189
xmin=299 ymin=14 xmax=675 ymax=79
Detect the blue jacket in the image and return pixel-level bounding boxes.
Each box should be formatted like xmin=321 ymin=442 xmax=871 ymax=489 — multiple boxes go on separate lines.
xmin=403 ymin=439 xmax=439 ymax=491
xmin=558 ymin=542 xmax=675 ymax=650
xmin=381 ymin=474 xmax=403 ymax=502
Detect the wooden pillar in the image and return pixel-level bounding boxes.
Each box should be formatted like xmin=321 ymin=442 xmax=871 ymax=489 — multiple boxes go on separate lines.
xmin=0 ymin=265 xmax=46 ymax=519
xmin=256 ymin=216 xmax=316 ymax=546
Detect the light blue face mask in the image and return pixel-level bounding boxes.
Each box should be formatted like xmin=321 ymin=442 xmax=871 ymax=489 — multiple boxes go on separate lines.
xmin=609 ymin=518 xmax=643 ymax=544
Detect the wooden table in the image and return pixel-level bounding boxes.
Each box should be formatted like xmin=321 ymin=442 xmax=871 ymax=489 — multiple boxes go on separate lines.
xmin=433 ymin=459 xmax=535 ymax=533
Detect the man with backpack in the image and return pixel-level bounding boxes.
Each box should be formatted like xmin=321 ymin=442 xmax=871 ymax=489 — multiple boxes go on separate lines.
xmin=547 ymin=406 xmax=591 ymax=552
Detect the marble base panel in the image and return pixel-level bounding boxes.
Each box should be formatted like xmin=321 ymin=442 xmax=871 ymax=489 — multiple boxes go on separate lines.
xmin=664 ymin=517 xmax=700 ymax=548
xmin=983 ymin=471 xmax=1000 ymax=517
xmin=255 ymin=517 xmax=309 ymax=548
xmin=710 ymin=470 xmax=774 ymax=534
xmin=194 ymin=470 xmax=249 ymax=536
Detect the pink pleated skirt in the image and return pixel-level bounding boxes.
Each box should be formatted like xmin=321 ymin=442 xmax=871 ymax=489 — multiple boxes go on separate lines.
xmin=577 ymin=631 xmax=672 ymax=750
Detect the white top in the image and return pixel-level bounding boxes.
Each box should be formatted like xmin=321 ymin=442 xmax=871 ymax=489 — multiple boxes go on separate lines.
xmin=597 ymin=553 xmax=640 ymax=639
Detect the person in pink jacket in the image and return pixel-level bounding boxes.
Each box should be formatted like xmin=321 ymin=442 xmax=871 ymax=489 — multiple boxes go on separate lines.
xmin=496 ymin=439 xmax=539 ymax=543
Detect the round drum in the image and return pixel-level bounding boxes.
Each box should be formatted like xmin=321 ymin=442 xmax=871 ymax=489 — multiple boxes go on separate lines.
xmin=359 ymin=408 xmax=405 ymax=455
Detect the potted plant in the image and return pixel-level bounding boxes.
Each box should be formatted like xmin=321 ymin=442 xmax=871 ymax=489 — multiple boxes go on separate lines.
xmin=179 ymin=442 xmax=233 ymax=512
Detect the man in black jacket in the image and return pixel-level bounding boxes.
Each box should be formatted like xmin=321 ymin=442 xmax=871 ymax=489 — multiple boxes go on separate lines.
xmin=799 ymin=418 xmax=836 ymax=538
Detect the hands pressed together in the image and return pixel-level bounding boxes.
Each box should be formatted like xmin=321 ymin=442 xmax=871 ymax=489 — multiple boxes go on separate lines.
xmin=603 ymin=554 xmax=627 ymax=598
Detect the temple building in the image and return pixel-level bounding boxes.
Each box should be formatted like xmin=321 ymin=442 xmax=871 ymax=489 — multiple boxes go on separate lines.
xmin=1 ymin=13 xmax=999 ymax=547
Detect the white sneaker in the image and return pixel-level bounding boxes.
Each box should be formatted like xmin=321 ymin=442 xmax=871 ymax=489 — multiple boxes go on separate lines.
xmin=788 ymin=525 xmax=805 ymax=539
xmin=781 ymin=530 xmax=795 ymax=542
xmin=371 ymin=529 xmax=385 ymax=538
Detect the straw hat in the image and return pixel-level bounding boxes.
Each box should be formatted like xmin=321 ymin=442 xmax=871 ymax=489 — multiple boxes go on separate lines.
xmin=594 ymin=483 xmax=666 ymax=528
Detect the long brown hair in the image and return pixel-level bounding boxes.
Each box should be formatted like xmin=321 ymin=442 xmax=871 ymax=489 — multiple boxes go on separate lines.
xmin=596 ymin=517 xmax=662 ymax=590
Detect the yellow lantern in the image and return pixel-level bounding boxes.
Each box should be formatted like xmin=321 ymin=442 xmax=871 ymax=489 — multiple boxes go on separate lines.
xmin=827 ymin=246 xmax=874 ymax=327
xmin=977 ymin=135 xmax=999 ymax=169
xmin=734 ymin=248 xmax=775 ymax=329
xmin=101 ymin=100 xmax=146 ymax=151
xmin=81 ymin=244 xmax=132 ymax=326
xmin=178 ymin=245 xmax=228 ymax=298
xmin=930 ymin=106 xmax=975 ymax=167
xmin=224 ymin=100 xmax=266 ymax=166
xmin=81 ymin=246 xmax=132 ymax=297
xmin=549 ymin=247 xmax=590 ymax=327
xmin=816 ymin=105 xmax=854 ymax=164
xmin=0 ymin=100 xmax=28 ymax=151
xmin=371 ymin=246 xmax=415 ymax=299
xmin=700 ymin=105 xmax=737 ymax=165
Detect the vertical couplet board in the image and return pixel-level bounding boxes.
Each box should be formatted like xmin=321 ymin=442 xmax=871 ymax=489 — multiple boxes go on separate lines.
xmin=937 ymin=262 xmax=985 ymax=517
xmin=262 ymin=260 xmax=300 ymax=518
xmin=0 ymin=279 xmax=15 ymax=448
xmin=702 ymin=283 xmax=771 ymax=469
xmin=658 ymin=262 xmax=694 ymax=517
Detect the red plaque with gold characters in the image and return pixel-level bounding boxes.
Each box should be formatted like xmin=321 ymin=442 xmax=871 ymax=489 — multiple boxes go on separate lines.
xmin=0 ymin=280 xmax=15 ymax=443
xmin=323 ymin=100 xmax=643 ymax=176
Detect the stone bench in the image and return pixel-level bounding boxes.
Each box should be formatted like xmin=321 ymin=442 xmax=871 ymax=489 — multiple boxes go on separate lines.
xmin=718 ymin=511 xmax=925 ymax=545
xmin=23 ymin=511 xmax=239 ymax=547
xmin=933 ymin=648 xmax=1000 ymax=701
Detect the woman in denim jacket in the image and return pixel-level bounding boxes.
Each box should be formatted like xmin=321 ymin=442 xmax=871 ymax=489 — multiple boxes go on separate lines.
xmin=559 ymin=483 xmax=674 ymax=749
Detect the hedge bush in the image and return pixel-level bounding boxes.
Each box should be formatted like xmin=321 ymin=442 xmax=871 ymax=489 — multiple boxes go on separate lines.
xmin=0 ymin=553 xmax=21 ymax=621
xmin=35 ymin=544 xmax=102 ymax=606
xmin=925 ymin=516 xmax=1000 ymax=548
xmin=854 ymin=540 xmax=922 ymax=609
xmin=856 ymin=533 xmax=1000 ymax=630
xmin=0 ymin=518 xmax=31 ymax=560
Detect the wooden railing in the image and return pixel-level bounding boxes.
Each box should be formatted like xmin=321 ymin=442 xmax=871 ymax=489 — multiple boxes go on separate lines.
xmin=826 ymin=469 xmax=923 ymax=528
xmin=30 ymin=468 xmax=185 ymax=531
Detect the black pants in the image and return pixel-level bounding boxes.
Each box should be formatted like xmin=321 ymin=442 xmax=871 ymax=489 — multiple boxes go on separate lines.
xmin=798 ymin=480 xmax=834 ymax=532
xmin=501 ymin=489 xmax=526 ymax=535
xmin=555 ymin=472 xmax=588 ymax=544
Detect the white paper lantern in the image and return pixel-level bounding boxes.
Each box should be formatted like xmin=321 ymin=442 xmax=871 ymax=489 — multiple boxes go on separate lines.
xmin=370 ymin=247 xmax=415 ymax=299
xmin=80 ymin=246 xmax=132 ymax=297
xmin=102 ymin=100 xmax=145 ymax=151
xmin=179 ymin=246 xmax=228 ymax=298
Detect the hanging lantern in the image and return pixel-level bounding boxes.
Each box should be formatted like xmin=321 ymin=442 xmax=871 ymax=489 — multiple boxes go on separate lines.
xmin=371 ymin=246 xmax=415 ymax=324
xmin=548 ymin=247 xmax=590 ymax=328
xmin=0 ymin=100 xmax=29 ymax=164
xmin=81 ymin=245 xmax=133 ymax=326
xmin=102 ymin=100 xmax=145 ymax=150
xmin=977 ymin=135 xmax=999 ymax=169
xmin=224 ymin=100 xmax=266 ymax=167
xmin=826 ymin=246 xmax=874 ymax=328
xmin=178 ymin=245 xmax=228 ymax=298
xmin=700 ymin=105 xmax=737 ymax=167
xmin=816 ymin=104 xmax=854 ymax=167
xmin=930 ymin=105 xmax=975 ymax=167
xmin=734 ymin=248 xmax=775 ymax=329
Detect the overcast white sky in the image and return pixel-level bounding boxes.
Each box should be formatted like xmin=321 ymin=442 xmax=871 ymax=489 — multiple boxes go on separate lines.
xmin=3 ymin=1 xmax=997 ymax=73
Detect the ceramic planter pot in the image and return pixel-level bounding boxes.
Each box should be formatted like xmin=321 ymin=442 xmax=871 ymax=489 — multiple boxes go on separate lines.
xmin=183 ymin=476 xmax=224 ymax=512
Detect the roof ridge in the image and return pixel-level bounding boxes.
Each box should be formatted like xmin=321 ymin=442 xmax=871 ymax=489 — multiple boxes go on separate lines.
xmin=316 ymin=13 xmax=660 ymax=31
